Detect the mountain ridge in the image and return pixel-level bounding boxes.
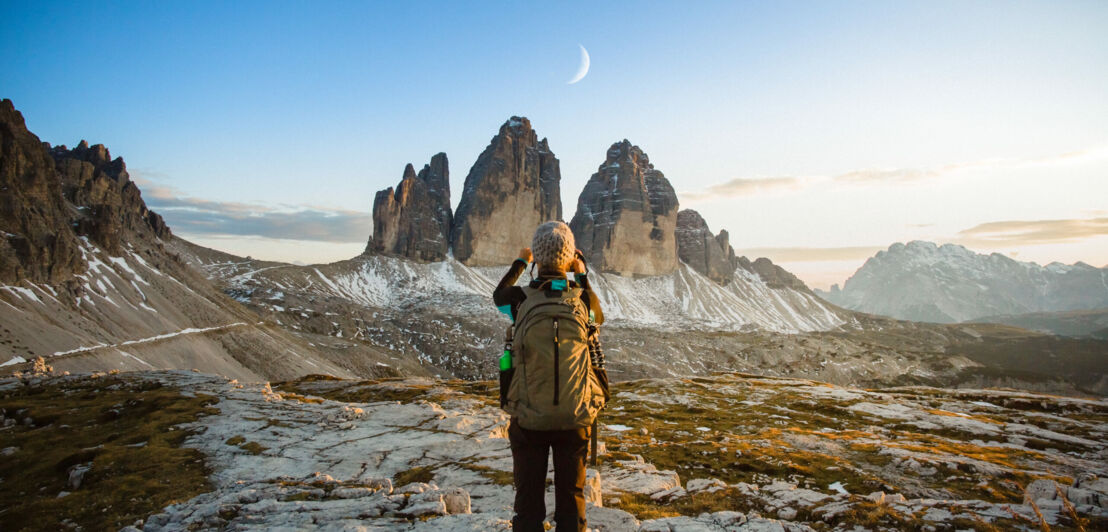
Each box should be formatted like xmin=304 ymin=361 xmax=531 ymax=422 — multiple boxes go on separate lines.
xmin=818 ymin=240 xmax=1108 ymax=323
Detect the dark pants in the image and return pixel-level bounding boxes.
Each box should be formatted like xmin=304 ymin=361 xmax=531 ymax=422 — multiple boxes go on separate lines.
xmin=509 ymin=419 xmax=590 ymax=532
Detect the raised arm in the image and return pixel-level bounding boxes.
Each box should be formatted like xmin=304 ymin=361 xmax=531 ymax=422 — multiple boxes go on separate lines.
xmin=493 ymin=248 xmax=532 ymax=319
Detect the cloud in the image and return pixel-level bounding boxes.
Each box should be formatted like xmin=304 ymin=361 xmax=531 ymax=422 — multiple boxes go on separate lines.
xmin=831 ymin=167 xmax=942 ymax=184
xmin=681 ymin=143 xmax=1108 ymax=200
xmin=957 ymin=217 xmax=1108 ymax=246
xmin=680 ymin=176 xmax=808 ymax=201
xmin=737 ymin=246 xmax=886 ymax=263
xmin=135 ymin=176 xmax=372 ymax=243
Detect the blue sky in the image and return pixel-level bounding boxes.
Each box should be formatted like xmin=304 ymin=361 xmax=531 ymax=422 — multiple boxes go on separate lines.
xmin=3 ymin=1 xmax=1107 ymax=287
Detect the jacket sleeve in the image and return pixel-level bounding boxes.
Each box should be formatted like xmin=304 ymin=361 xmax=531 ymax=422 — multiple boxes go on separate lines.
xmin=493 ymin=259 xmax=528 ymax=319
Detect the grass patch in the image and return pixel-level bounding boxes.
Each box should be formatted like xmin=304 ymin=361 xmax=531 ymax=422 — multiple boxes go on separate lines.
xmin=240 ymin=441 xmax=268 ymax=455
xmin=276 ymin=377 xmax=433 ymax=405
xmin=276 ymin=391 xmax=324 ymax=404
xmin=455 ymin=463 xmax=514 ymax=486
xmin=393 ymin=465 xmax=436 ymax=487
xmin=0 ymin=376 xmax=217 ymax=532
xmin=224 ymin=435 xmax=267 ymax=455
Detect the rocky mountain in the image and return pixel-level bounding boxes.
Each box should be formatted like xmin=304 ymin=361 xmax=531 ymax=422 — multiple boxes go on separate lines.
xmin=819 ymin=240 xmax=1108 ymax=323
xmin=5 ymin=369 xmax=1106 ymax=531
xmin=0 ymin=96 xmax=172 ymax=288
xmin=0 ymin=99 xmax=398 ymax=381
xmin=369 ymin=153 xmax=452 ymax=261
xmin=450 ymin=117 xmax=561 ymax=266
xmin=675 ymin=209 xmax=736 ymax=284
xmin=0 ymin=99 xmax=85 ymax=284
xmin=570 ymin=140 xmax=679 ymax=276
xmin=4 ymin=102 xmax=1105 ymax=395
xmin=738 ymin=256 xmax=811 ymax=292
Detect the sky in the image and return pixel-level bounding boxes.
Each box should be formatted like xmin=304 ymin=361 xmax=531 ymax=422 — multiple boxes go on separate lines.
xmin=3 ymin=1 xmax=1106 ymax=289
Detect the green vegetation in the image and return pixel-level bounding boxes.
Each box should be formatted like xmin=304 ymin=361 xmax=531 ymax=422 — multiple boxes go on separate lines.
xmin=276 ymin=375 xmax=504 ymax=408
xmin=393 ymin=465 xmax=437 ymax=486
xmin=599 ymin=374 xmax=1104 ymax=518
xmin=0 ymin=376 xmax=217 ymax=532
xmin=240 ymin=441 xmax=268 ymax=455
xmin=454 ymin=462 xmax=514 ymax=486
xmin=276 ymin=377 xmax=434 ymax=404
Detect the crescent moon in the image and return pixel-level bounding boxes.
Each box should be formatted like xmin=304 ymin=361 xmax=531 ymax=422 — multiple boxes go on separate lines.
xmin=567 ymin=44 xmax=590 ymax=85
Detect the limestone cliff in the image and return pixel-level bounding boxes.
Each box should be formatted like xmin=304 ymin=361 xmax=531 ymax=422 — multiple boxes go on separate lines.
xmin=0 ymin=99 xmax=83 ymax=284
xmin=569 ymin=140 xmax=679 ymax=276
xmin=369 ymin=153 xmax=452 ymax=261
xmin=450 ymin=117 xmax=561 ymax=266
xmin=0 ymin=99 xmax=168 ymax=284
xmin=676 ymin=209 xmax=736 ymax=284
xmin=51 ymin=140 xmax=171 ymax=255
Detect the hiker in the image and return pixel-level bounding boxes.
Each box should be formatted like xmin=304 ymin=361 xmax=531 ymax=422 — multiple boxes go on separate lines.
xmin=493 ymin=221 xmax=608 ymax=532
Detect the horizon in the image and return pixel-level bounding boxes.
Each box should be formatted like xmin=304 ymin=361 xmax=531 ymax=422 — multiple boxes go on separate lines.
xmin=3 ymin=1 xmax=1107 ymax=290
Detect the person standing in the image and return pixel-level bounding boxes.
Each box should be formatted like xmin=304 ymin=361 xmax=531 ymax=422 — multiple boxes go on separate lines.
xmin=493 ymin=221 xmax=607 ymax=532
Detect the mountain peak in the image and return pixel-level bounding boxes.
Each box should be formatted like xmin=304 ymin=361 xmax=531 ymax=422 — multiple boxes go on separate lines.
xmin=402 ymin=163 xmax=417 ymax=181
xmin=450 ymin=117 xmax=561 ymax=265
xmin=369 ymin=155 xmax=453 ymax=262
xmin=675 ymin=209 xmax=736 ymax=284
xmin=570 ymin=141 xmax=678 ymax=276
xmin=501 ymin=116 xmax=532 ymax=136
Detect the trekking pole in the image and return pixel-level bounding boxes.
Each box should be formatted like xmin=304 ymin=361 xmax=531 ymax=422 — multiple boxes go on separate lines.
xmin=587 ymin=323 xmax=605 ymax=467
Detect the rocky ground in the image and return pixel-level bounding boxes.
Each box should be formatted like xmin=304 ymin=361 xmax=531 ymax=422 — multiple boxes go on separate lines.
xmin=2 ymin=366 xmax=1106 ymax=531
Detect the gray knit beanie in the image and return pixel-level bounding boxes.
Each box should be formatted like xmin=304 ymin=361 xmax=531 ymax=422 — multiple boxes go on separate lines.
xmin=531 ymin=221 xmax=575 ymax=272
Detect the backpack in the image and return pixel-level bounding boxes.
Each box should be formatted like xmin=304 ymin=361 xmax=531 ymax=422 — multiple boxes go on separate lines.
xmin=504 ymin=281 xmax=606 ymax=431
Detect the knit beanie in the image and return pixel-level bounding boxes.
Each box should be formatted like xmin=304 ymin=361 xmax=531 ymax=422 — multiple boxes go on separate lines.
xmin=531 ymin=221 xmax=575 ymax=272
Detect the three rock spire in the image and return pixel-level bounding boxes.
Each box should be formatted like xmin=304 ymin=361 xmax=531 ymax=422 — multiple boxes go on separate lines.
xmin=368 ymin=116 xmax=739 ymax=283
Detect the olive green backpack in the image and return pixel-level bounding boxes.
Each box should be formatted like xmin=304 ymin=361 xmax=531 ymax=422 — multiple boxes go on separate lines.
xmin=503 ymin=281 xmax=606 ymax=431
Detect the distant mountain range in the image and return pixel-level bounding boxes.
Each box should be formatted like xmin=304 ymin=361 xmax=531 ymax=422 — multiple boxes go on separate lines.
xmin=817 ymin=241 xmax=1108 ymax=323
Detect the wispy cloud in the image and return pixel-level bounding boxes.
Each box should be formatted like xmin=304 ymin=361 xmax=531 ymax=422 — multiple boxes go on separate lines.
xmin=680 ymin=176 xmax=806 ymax=201
xmin=738 ymin=246 xmax=886 ymax=263
xmin=957 ymin=217 xmax=1108 ymax=246
xmin=680 ymin=143 xmax=1108 ymax=201
xmin=135 ymin=175 xmax=372 ymax=243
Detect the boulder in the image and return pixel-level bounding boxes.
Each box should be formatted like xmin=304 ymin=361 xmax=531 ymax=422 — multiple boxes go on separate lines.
xmin=686 ymin=477 xmax=728 ymax=494
xmin=602 ymin=458 xmax=680 ymax=497
xmin=584 ymin=469 xmax=602 ymax=507
xmin=442 ymin=487 xmax=472 ymax=514
xmin=368 ymin=153 xmax=451 ymax=261
xmin=450 ymin=117 xmax=561 ymax=265
xmin=569 ymin=140 xmax=679 ymax=276
xmin=676 ymin=209 xmax=736 ymax=284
